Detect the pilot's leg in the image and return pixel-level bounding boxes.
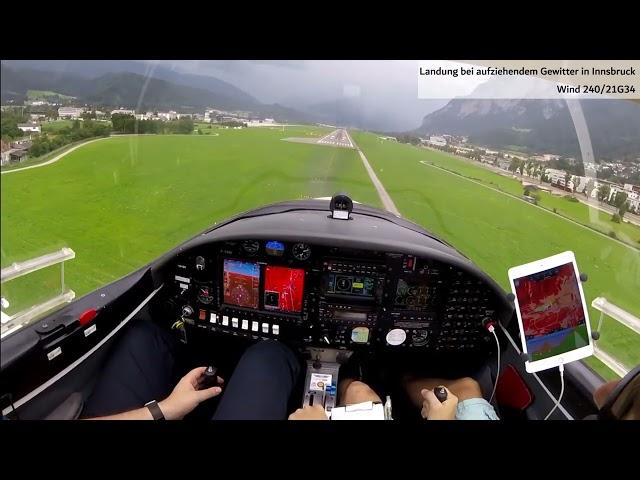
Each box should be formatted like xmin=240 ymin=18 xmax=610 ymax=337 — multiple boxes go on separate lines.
xmin=213 ymin=340 xmax=300 ymax=420
xmin=403 ymin=376 xmax=484 ymax=408
xmin=338 ymin=380 xmax=382 ymax=406
xmin=403 ymin=376 xmax=498 ymax=420
xmin=82 ymin=320 xmax=186 ymax=418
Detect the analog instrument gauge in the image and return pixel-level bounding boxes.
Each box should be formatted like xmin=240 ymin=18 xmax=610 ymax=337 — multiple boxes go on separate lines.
xmin=242 ymin=240 xmax=260 ymax=254
xmin=292 ymin=242 xmax=312 ymax=261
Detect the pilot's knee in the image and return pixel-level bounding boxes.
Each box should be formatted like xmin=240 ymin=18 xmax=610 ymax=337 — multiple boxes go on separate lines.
xmin=246 ymin=339 xmax=291 ymax=357
xmin=243 ymin=340 xmax=299 ymax=373
xmin=342 ymin=380 xmax=381 ymax=405
xmin=455 ymin=377 xmax=483 ymax=401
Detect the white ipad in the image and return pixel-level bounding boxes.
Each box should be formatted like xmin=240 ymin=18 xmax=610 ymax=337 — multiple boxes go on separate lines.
xmin=508 ymin=251 xmax=593 ymax=373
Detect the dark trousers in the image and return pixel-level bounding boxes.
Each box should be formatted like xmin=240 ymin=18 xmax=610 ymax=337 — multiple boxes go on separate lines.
xmin=83 ymin=320 xmax=300 ymax=420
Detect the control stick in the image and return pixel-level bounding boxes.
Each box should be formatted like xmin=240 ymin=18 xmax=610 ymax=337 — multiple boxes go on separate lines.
xmin=434 ymin=386 xmax=448 ymax=403
xmin=198 ymin=366 xmax=219 ymax=389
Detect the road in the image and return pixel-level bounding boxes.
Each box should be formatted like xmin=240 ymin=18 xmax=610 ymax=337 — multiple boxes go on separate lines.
xmin=1 ymin=137 xmax=110 ymax=175
xmin=345 ymin=130 xmax=401 ymax=216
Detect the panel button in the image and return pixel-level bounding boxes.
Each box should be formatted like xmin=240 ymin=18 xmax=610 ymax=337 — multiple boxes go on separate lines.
xmin=210 ymin=313 xmax=217 ymax=324
xmin=222 ymin=316 xmax=229 ymax=326
xmin=251 ymin=321 xmax=259 ymax=332
xmin=241 ymin=319 xmax=249 ymax=330
xmin=272 ymin=324 xmax=280 ymax=335
xmin=232 ymin=317 xmax=239 ymax=328
xmin=262 ymin=323 xmax=269 ymax=333
xmin=199 ymin=309 xmax=207 ymax=321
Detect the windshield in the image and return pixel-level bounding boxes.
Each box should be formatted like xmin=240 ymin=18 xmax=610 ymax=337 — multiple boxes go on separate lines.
xmin=1 ymin=59 xmax=639 ymax=381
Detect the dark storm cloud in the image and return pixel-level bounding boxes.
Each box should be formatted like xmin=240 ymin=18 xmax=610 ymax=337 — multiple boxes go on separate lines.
xmin=145 ymin=60 xmax=445 ymax=130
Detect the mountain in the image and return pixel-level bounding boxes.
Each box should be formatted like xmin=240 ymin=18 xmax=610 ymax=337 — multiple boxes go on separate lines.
xmin=415 ymin=97 xmax=640 ymax=160
xmin=84 ymin=72 xmax=251 ymax=111
xmin=0 ymin=64 xmax=95 ymax=101
xmin=1 ymin=63 xmax=312 ymax=122
xmin=2 ymin=60 xmax=259 ymax=109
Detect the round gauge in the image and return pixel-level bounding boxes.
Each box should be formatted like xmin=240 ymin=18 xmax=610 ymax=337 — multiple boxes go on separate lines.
xmin=336 ymin=276 xmax=352 ymax=291
xmin=197 ymin=286 xmax=214 ymax=304
xmin=242 ymin=240 xmax=260 ymax=254
xmin=292 ymin=242 xmax=311 ymax=261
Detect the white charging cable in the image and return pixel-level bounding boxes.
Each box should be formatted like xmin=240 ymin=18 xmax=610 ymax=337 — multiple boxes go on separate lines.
xmin=544 ymin=362 xmax=565 ymax=420
xmin=489 ymin=327 xmax=501 ymax=404
xmin=482 ymin=319 xmax=501 ymax=404
xmin=498 ymin=322 xmax=573 ymax=419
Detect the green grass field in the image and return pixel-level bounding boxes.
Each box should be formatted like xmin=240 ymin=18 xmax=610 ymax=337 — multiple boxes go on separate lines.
xmin=194 ymin=122 xmax=223 ymax=133
xmin=41 ymin=120 xmax=75 ymax=133
xmin=419 ymin=148 xmax=640 ymax=246
xmin=0 ymin=139 xmax=101 ymax=172
xmin=1 ymin=127 xmax=380 ymax=310
xmin=193 ymin=122 xmax=331 ymax=137
xmin=27 ymin=90 xmax=75 ymax=101
xmin=352 ymin=132 xmax=640 ymax=379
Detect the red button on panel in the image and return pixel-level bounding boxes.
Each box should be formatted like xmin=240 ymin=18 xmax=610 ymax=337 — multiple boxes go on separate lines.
xmin=79 ymin=309 xmax=97 ymax=326
xmin=199 ymin=309 xmax=207 ymax=321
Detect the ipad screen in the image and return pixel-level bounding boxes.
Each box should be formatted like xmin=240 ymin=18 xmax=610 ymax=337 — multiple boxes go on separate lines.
xmin=513 ymin=262 xmax=590 ymax=361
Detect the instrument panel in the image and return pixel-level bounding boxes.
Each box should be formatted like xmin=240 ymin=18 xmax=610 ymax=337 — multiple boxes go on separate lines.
xmin=169 ymin=239 xmax=500 ymax=354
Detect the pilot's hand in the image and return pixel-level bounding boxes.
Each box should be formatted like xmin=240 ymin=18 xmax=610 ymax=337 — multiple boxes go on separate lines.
xmin=288 ymin=405 xmax=329 ymax=420
xmin=421 ymin=387 xmax=458 ymax=420
xmin=159 ymin=367 xmax=224 ymax=420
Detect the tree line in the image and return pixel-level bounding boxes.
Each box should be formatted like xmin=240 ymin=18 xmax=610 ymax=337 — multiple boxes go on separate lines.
xmin=1 ymin=109 xmax=29 ymax=140
xmin=111 ymin=114 xmax=194 ymax=135
xmin=29 ymin=120 xmax=111 ymax=157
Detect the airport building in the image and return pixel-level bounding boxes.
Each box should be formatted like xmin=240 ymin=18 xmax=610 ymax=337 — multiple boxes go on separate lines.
xmin=58 ymin=107 xmax=84 ymax=119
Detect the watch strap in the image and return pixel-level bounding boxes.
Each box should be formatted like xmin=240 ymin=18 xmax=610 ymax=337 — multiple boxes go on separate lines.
xmin=144 ymin=400 xmax=165 ymax=420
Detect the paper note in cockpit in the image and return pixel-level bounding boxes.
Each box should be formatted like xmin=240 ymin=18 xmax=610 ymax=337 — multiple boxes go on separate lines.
xmin=309 ymin=373 xmax=332 ymax=392
xmin=330 ymin=401 xmax=386 ymax=420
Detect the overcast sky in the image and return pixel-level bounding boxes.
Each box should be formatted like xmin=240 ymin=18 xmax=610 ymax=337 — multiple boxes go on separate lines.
xmin=142 ymin=60 xmax=447 ymax=131
xmin=4 ymin=59 xmax=449 ymax=131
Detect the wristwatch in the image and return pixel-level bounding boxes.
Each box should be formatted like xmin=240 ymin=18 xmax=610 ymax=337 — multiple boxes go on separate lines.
xmin=144 ymin=400 xmax=165 ymax=420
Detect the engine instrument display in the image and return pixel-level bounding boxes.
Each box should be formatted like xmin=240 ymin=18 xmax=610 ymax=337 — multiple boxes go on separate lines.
xmin=395 ymin=278 xmax=430 ymax=309
xmin=264 ymin=265 xmax=305 ymax=313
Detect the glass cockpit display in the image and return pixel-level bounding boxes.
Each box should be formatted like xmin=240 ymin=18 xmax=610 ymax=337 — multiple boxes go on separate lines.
xmin=223 ymin=259 xmax=260 ymax=309
xmin=324 ymin=274 xmax=375 ymax=297
xmin=394 ymin=278 xmax=430 ymax=309
xmin=264 ymin=265 xmax=305 ymax=313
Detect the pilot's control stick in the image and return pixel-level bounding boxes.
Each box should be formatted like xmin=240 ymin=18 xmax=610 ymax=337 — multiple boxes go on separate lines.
xmin=434 ymin=386 xmax=448 ymax=403
xmin=198 ymin=366 xmax=219 ymax=389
